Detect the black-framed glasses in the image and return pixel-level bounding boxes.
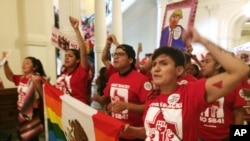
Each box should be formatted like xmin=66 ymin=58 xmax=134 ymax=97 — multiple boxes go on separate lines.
xmin=111 ymin=52 xmax=127 ymax=57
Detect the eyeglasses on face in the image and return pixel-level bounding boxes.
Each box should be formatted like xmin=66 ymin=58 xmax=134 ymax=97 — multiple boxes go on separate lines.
xmin=111 ymin=52 xmax=127 ymax=57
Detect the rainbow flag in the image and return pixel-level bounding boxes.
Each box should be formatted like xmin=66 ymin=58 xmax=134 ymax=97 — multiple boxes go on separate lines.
xmin=43 ymin=82 xmax=125 ymax=141
xmin=44 ymin=82 xmax=66 ymax=141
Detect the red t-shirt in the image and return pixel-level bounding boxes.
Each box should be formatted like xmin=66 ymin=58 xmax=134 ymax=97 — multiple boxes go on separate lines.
xmin=242 ymin=77 xmax=250 ymax=89
xmin=143 ymin=79 xmax=207 ymax=141
xmin=199 ymin=84 xmax=246 ymax=141
xmin=177 ymin=73 xmax=198 ymax=84
xmin=55 ymin=65 xmax=89 ymax=104
xmin=104 ymin=69 xmax=153 ymax=139
xmin=105 ymin=64 xmax=118 ymax=78
xmin=13 ymin=75 xmax=41 ymax=121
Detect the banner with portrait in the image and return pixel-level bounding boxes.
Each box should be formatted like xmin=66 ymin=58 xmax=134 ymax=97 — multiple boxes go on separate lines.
xmin=160 ymin=0 xmax=198 ymax=52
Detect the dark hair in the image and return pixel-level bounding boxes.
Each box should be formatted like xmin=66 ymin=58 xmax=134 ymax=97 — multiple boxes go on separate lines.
xmin=25 ymin=56 xmax=46 ymax=77
xmin=60 ymin=49 xmax=81 ymax=75
xmin=67 ymin=49 xmax=80 ymax=60
xmin=152 ymin=47 xmax=186 ymax=67
xmin=184 ymin=54 xmax=192 ymax=64
xmin=96 ymin=67 xmax=108 ymax=96
xmin=206 ymin=53 xmax=225 ymax=73
xmin=116 ymin=44 xmax=136 ymax=69
xmin=192 ymin=64 xmax=200 ymax=77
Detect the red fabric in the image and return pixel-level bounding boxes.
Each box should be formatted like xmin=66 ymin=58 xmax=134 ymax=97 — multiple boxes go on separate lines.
xmin=55 ymin=65 xmax=89 ymax=104
xmin=93 ymin=112 xmax=124 ymax=140
xmin=104 ymin=69 xmax=153 ymax=139
xmin=105 ymin=64 xmax=118 ymax=78
xmin=141 ymin=57 xmax=148 ymax=65
xmin=242 ymin=77 xmax=250 ymax=89
xmin=199 ymin=84 xmax=246 ymax=141
xmin=144 ymin=79 xmax=208 ymax=141
xmin=167 ymin=30 xmax=173 ymax=46
xmin=244 ymin=100 xmax=250 ymax=121
xmin=177 ymin=73 xmax=198 ymax=84
xmin=13 ymin=75 xmax=38 ymax=122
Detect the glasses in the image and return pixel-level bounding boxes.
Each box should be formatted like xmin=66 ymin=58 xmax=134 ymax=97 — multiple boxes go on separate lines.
xmin=111 ymin=52 xmax=127 ymax=57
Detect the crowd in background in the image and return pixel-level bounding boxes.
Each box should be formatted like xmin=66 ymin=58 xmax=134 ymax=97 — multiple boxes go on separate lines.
xmin=1 ymin=13 xmax=250 ymax=141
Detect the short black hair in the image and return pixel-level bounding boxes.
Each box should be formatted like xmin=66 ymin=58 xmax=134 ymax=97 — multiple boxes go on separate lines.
xmin=152 ymin=47 xmax=186 ymax=67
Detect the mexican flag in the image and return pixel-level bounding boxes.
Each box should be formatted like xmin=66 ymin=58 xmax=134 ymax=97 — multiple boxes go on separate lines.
xmin=43 ymin=82 xmax=125 ymax=141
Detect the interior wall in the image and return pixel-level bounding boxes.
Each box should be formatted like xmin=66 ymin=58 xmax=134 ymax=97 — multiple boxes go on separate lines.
xmin=123 ymin=3 xmax=157 ymax=59
xmin=0 ymin=0 xmax=55 ymax=88
xmin=0 ymin=0 xmax=22 ymax=88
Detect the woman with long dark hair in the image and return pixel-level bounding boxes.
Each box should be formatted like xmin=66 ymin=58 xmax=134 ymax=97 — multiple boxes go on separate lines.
xmin=3 ymin=55 xmax=46 ymax=141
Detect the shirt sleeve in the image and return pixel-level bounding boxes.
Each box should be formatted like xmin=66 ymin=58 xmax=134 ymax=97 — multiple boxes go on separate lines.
xmin=137 ymin=76 xmax=153 ymax=103
xmin=187 ymin=78 xmax=209 ymax=112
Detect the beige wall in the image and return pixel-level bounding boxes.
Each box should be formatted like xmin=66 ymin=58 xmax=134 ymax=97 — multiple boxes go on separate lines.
xmin=0 ymin=0 xmax=56 ymax=88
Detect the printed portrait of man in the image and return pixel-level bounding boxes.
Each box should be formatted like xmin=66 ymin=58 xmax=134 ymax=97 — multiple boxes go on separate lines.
xmin=160 ymin=9 xmax=186 ymax=52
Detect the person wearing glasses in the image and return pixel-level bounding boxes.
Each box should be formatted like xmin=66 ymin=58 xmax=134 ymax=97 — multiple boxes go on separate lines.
xmin=93 ymin=44 xmax=153 ymax=141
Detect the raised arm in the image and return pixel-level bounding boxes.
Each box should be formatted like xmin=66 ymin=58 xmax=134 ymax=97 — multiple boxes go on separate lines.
xmin=102 ymin=34 xmax=119 ymax=69
xmin=69 ymin=16 xmax=89 ymax=70
xmin=3 ymin=61 xmax=14 ymax=82
xmin=183 ymin=27 xmax=250 ymax=103
xmin=135 ymin=42 xmax=142 ymax=70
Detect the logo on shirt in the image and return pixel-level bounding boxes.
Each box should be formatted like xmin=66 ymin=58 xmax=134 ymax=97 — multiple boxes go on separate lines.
xmin=168 ymin=94 xmax=180 ymax=104
xmin=144 ymin=81 xmax=152 ymax=91
xmin=239 ymin=89 xmax=246 ymax=99
xmin=200 ymin=98 xmax=225 ymax=124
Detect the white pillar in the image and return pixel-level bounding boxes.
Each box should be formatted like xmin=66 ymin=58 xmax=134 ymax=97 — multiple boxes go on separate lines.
xmin=156 ymin=0 xmax=164 ymax=48
xmin=59 ymin=0 xmax=81 ymax=36
xmin=57 ymin=0 xmax=82 ymax=79
xmin=18 ymin=0 xmax=56 ymax=83
xmin=111 ymin=0 xmax=123 ymax=44
xmin=92 ymin=0 xmax=107 ymax=109
xmin=94 ymin=0 xmax=106 ymax=75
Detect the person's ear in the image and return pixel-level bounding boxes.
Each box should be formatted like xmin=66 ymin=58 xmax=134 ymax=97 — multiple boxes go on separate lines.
xmin=176 ymin=66 xmax=184 ymax=77
xmin=128 ymin=58 xmax=134 ymax=64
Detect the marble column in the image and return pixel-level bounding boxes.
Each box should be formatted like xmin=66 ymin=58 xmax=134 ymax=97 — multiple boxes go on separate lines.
xmin=92 ymin=0 xmax=107 ymax=109
xmin=17 ymin=0 xmax=56 ymax=82
xmin=112 ymin=0 xmax=123 ymax=44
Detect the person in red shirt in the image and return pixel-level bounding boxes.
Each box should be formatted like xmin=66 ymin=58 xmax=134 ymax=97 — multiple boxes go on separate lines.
xmin=55 ymin=16 xmax=91 ymax=104
xmin=93 ymin=44 xmax=153 ymax=141
xmin=241 ymin=76 xmax=250 ymax=124
xmin=198 ymin=52 xmax=246 ymax=141
xmin=122 ymin=27 xmax=249 ymax=141
xmin=3 ymin=56 xmax=46 ymax=141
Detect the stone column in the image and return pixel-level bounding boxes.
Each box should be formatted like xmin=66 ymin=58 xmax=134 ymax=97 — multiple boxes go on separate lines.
xmin=157 ymin=0 xmax=164 ymax=48
xmin=58 ymin=0 xmax=82 ymax=36
xmin=92 ymin=0 xmax=107 ymax=109
xmin=17 ymin=0 xmax=56 ymax=82
xmin=111 ymin=0 xmax=123 ymax=44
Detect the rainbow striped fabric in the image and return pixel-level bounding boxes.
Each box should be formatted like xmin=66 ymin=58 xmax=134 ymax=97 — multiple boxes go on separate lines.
xmin=43 ymin=82 xmax=125 ymax=141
